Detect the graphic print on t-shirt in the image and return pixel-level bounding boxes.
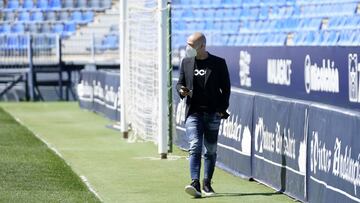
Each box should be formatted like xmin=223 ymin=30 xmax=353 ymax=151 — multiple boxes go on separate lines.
xmin=194 ymin=68 xmax=207 ymax=76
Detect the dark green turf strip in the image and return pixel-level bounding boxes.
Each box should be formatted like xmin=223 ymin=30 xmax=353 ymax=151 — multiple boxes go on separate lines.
xmin=0 ymin=107 xmax=100 ymax=202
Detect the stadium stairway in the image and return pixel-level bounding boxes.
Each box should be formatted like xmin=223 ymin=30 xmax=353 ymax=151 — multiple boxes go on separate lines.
xmin=62 ymin=1 xmax=119 ymax=65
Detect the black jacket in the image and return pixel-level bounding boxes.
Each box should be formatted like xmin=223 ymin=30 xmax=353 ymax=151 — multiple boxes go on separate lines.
xmin=176 ymin=53 xmax=231 ymax=119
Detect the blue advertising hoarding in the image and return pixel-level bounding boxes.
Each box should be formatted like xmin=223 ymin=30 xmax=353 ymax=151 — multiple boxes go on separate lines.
xmin=307 ymin=104 xmax=360 ymax=203
xmin=208 ymin=46 xmax=360 ymax=111
xmin=252 ymin=94 xmax=308 ymax=201
xmin=216 ymin=89 xmax=254 ymax=178
xmin=77 ymin=70 xmax=121 ymax=121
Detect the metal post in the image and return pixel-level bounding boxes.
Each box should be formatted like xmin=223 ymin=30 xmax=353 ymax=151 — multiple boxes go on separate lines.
xmin=57 ymin=35 xmax=63 ymax=101
xmin=91 ymin=33 xmax=95 ymax=63
xmin=167 ymin=1 xmax=173 ymax=153
xmin=158 ymin=0 xmax=169 ymax=159
xmin=27 ymin=34 xmax=35 ymax=101
xmin=119 ymin=0 xmax=128 ymax=138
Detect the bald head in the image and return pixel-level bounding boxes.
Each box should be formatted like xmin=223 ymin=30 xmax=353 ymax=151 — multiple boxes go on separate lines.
xmin=187 ymin=32 xmax=206 ymax=48
xmin=186 ymin=32 xmax=208 ymax=59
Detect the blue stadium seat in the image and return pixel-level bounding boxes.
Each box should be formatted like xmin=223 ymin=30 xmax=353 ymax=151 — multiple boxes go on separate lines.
xmin=18 ymin=11 xmax=31 ymax=22
xmin=28 ymin=23 xmax=39 ymax=33
xmin=64 ymin=22 xmax=77 ymax=33
xmin=23 ymin=0 xmax=34 ymax=9
xmin=77 ymin=0 xmax=88 ymax=8
xmin=4 ymin=11 xmax=16 ymax=21
xmin=59 ymin=11 xmax=69 ymax=21
xmin=214 ymin=8 xmax=225 ymax=19
xmin=1 ymin=24 xmax=12 ymax=33
xmin=102 ymin=34 xmax=119 ymax=50
xmin=12 ymin=23 xmax=25 ymax=33
xmin=89 ymin=0 xmax=100 ymax=8
xmin=258 ymin=6 xmax=269 ymax=20
xmin=64 ymin=0 xmax=75 ymax=8
xmin=18 ymin=35 xmax=29 ymax=49
xmin=181 ymin=9 xmax=193 ymax=18
xmin=45 ymin=11 xmax=57 ymax=21
xmin=71 ymin=11 xmax=83 ymax=23
xmin=82 ymin=10 xmax=94 ymax=22
xmin=37 ymin=0 xmax=48 ymax=9
xmin=52 ymin=23 xmax=64 ymax=34
xmin=32 ymin=11 xmax=45 ymax=21
xmin=41 ymin=23 xmax=52 ymax=33
xmin=49 ymin=0 xmax=62 ymax=9
xmin=7 ymin=35 xmax=19 ymax=48
xmin=7 ymin=0 xmax=20 ymax=9
xmin=101 ymin=0 xmax=112 ymax=8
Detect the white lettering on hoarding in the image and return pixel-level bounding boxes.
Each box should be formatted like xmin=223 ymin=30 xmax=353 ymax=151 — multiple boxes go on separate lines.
xmin=254 ymin=117 xmax=296 ymax=160
xmin=219 ymin=112 xmax=251 ymax=156
xmin=310 ymin=131 xmax=360 ymax=195
xmin=348 ymin=53 xmax=360 ymax=103
xmin=239 ymin=51 xmax=252 ymax=87
xmin=267 ymin=59 xmax=292 ymax=86
xmin=304 ymin=55 xmax=339 ymax=94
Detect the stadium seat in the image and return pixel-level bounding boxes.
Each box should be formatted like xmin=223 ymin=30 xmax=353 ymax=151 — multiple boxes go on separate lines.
xmin=46 ymin=10 xmax=57 ymax=21
xmin=64 ymin=22 xmax=77 ymax=34
xmin=82 ymin=10 xmax=94 ymax=22
xmin=4 ymin=11 xmax=16 ymax=21
xmin=71 ymin=11 xmax=83 ymax=23
xmin=59 ymin=11 xmax=69 ymax=21
xmin=32 ymin=11 xmax=45 ymax=21
xmin=23 ymin=0 xmax=34 ymax=9
xmin=28 ymin=23 xmax=39 ymax=33
xmin=1 ymin=24 xmax=12 ymax=33
xmin=7 ymin=0 xmax=20 ymax=9
xmin=64 ymin=0 xmax=75 ymax=8
xmin=52 ymin=23 xmax=64 ymax=34
xmin=101 ymin=0 xmax=112 ymax=8
xmin=101 ymin=34 xmax=119 ymax=50
xmin=77 ymin=0 xmax=88 ymax=8
xmin=12 ymin=23 xmax=25 ymax=33
xmin=18 ymin=35 xmax=29 ymax=49
xmin=7 ymin=35 xmax=19 ymax=48
xmin=18 ymin=11 xmax=31 ymax=22
xmin=37 ymin=0 xmax=48 ymax=9
xmin=89 ymin=0 xmax=100 ymax=8
xmin=41 ymin=23 xmax=52 ymax=33
xmin=49 ymin=0 xmax=62 ymax=9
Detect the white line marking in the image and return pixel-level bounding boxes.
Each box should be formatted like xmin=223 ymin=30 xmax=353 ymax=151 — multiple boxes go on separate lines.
xmin=254 ymin=154 xmax=305 ymax=176
xmin=80 ymin=175 xmax=103 ymax=202
xmin=310 ymin=176 xmax=360 ymax=202
xmin=14 ymin=117 xmax=103 ymax=202
xmin=217 ymin=143 xmax=251 ymax=157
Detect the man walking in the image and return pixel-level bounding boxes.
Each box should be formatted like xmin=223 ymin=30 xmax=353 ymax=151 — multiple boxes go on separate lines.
xmin=176 ymin=32 xmax=231 ymax=198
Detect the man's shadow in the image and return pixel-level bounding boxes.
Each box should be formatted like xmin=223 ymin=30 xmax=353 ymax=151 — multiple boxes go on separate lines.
xmin=197 ymin=191 xmax=283 ymax=199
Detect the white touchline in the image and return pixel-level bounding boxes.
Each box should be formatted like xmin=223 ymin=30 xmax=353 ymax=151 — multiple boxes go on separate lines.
xmin=14 ymin=117 xmax=104 ymax=202
xmin=310 ymin=176 xmax=360 ymax=203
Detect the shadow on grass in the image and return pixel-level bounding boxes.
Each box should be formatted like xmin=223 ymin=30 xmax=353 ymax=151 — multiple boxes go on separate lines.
xmin=197 ymin=191 xmax=283 ymax=199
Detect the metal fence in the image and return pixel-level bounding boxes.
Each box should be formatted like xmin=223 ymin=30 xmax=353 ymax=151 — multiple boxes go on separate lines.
xmin=0 ymin=34 xmax=61 ymax=101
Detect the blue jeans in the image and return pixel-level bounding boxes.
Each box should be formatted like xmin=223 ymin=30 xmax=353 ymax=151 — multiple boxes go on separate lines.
xmin=185 ymin=112 xmax=221 ymax=181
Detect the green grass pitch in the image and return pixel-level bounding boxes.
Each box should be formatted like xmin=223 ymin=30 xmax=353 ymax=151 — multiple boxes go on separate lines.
xmin=0 ymin=102 xmax=295 ymax=203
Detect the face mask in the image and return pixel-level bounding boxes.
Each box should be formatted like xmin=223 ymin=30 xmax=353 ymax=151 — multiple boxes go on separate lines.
xmin=185 ymin=45 xmax=197 ymax=58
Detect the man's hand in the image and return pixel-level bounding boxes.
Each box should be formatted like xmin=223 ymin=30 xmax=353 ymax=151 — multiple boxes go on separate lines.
xmin=217 ymin=112 xmax=224 ymax=117
xmin=180 ymin=86 xmax=190 ymax=97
